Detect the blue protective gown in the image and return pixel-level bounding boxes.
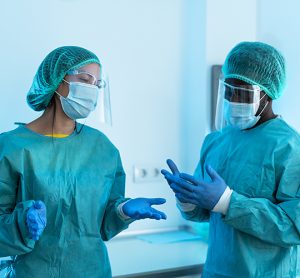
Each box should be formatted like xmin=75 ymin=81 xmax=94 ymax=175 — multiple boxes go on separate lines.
xmin=0 ymin=124 xmax=133 ymax=277
xmin=180 ymin=118 xmax=300 ymax=278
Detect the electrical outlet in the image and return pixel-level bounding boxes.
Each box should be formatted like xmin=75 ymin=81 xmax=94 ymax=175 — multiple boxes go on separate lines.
xmin=133 ymin=165 xmax=162 ymax=183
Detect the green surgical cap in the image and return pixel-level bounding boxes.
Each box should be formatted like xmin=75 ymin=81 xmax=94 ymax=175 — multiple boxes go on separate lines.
xmin=27 ymin=46 xmax=101 ymax=111
xmin=222 ymin=42 xmax=286 ymax=100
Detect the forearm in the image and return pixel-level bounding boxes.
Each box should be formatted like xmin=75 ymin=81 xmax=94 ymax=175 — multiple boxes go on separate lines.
xmin=0 ymin=200 xmax=36 ymax=256
xmin=176 ymin=199 xmax=210 ymax=222
xmin=100 ymin=198 xmax=135 ymax=241
xmin=224 ymin=191 xmax=300 ymax=247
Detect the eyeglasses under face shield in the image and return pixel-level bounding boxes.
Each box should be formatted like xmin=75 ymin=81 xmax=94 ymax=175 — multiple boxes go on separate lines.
xmin=67 ymin=70 xmax=106 ymax=89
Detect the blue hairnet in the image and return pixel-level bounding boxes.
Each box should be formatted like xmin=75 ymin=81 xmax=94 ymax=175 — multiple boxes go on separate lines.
xmin=27 ymin=46 xmax=101 ymax=111
xmin=222 ymin=42 xmax=286 ymax=100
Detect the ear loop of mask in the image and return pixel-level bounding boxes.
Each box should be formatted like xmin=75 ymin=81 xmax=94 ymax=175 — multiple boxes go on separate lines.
xmin=53 ymin=79 xmax=80 ymax=132
xmin=256 ymin=93 xmax=269 ymax=117
xmin=63 ymin=79 xmax=87 ymax=133
xmin=55 ymin=79 xmax=69 ymax=98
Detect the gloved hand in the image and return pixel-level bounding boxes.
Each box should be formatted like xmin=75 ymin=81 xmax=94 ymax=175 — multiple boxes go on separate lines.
xmin=161 ymin=159 xmax=227 ymax=210
xmin=161 ymin=159 xmax=190 ymax=203
xmin=26 ymin=200 xmax=47 ymax=241
xmin=122 ymin=198 xmax=167 ymax=220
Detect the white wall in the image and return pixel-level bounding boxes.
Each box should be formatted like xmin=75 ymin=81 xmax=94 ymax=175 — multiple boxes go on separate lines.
xmin=204 ymin=0 xmax=257 ymax=134
xmin=257 ymin=0 xmax=300 ymax=131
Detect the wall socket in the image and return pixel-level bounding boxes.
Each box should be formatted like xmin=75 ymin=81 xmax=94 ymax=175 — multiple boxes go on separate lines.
xmin=133 ymin=165 xmax=162 ymax=183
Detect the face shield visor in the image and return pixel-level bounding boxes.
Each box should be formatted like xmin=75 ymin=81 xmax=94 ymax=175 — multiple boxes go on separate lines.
xmin=65 ymin=68 xmax=112 ymax=127
xmin=215 ymin=80 xmax=266 ymax=131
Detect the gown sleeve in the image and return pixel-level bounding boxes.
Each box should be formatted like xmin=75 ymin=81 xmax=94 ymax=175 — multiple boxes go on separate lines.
xmin=224 ymin=141 xmax=300 ymax=248
xmin=100 ymin=151 xmax=134 ymax=241
xmin=0 ymin=155 xmax=36 ymax=256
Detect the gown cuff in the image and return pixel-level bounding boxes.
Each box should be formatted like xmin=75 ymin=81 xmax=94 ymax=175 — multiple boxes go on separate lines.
xmin=176 ymin=198 xmax=197 ymax=212
xmin=212 ymin=186 xmax=233 ymax=215
xmin=117 ymin=200 xmax=132 ymax=220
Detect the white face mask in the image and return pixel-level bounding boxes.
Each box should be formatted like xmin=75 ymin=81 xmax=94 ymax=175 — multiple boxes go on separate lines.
xmin=56 ymin=81 xmax=99 ymax=120
xmin=224 ymin=94 xmax=268 ymax=130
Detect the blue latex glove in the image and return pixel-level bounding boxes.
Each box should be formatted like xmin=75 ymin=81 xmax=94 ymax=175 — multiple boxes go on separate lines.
xmin=162 ymin=159 xmax=227 ymax=210
xmin=161 ymin=159 xmax=186 ymax=203
xmin=26 ymin=201 xmax=47 ymax=241
xmin=122 ymin=198 xmax=167 ymax=220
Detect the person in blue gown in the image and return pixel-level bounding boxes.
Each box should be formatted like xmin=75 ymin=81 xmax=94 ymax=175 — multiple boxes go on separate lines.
xmin=162 ymin=42 xmax=300 ymax=277
xmin=0 ymin=46 xmax=166 ymax=277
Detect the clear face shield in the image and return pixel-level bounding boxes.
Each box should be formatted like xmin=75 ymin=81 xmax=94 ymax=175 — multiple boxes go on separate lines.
xmin=65 ymin=68 xmax=112 ymax=127
xmin=215 ymin=80 xmax=267 ymax=131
